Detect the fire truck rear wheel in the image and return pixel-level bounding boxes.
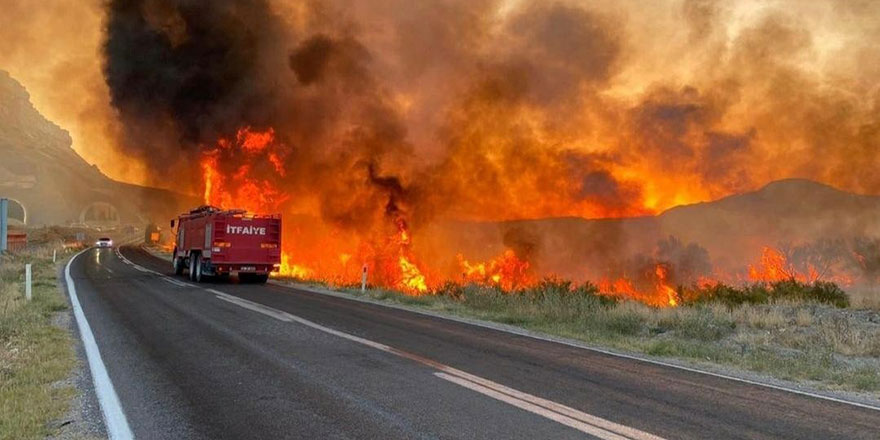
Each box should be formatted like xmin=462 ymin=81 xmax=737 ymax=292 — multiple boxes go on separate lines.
xmin=189 ymin=255 xmax=198 ymax=281
xmin=194 ymin=257 xmax=203 ymax=283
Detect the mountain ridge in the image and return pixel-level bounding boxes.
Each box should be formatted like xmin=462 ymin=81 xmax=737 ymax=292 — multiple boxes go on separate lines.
xmin=0 ymin=69 xmax=193 ymax=225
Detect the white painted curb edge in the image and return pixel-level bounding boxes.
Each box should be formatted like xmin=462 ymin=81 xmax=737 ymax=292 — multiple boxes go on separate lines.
xmin=65 ymin=248 xmax=134 ymax=439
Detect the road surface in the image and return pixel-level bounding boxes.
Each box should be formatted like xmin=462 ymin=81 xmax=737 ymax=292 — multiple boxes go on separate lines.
xmin=65 ymin=246 xmax=880 ymax=439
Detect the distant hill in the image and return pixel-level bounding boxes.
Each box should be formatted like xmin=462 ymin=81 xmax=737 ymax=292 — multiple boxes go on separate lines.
xmin=427 ymin=179 xmax=880 ymax=280
xmin=658 ymin=179 xmax=880 ymax=263
xmin=0 ymin=70 xmax=194 ymax=226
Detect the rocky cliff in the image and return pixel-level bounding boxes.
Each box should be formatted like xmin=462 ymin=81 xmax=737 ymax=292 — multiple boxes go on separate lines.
xmin=0 ymin=70 xmax=192 ymax=226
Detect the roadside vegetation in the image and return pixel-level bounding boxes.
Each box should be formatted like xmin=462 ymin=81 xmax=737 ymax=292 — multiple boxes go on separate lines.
xmin=0 ymin=242 xmax=78 ymax=439
xmin=321 ymin=278 xmax=880 ymax=396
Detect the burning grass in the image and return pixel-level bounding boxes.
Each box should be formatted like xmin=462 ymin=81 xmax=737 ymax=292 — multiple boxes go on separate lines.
xmin=296 ymin=277 xmax=880 ymax=396
xmin=0 ymin=245 xmax=77 ymax=439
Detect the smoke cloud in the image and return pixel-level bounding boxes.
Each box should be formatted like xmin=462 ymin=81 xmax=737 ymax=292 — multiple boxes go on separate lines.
xmin=97 ymin=0 xmax=880 ymax=228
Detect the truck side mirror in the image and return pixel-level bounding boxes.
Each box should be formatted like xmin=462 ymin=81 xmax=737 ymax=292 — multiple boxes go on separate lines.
xmin=170 ymin=219 xmax=175 ymax=228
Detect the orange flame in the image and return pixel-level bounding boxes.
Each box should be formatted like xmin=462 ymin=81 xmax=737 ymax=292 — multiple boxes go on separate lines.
xmin=201 ymin=127 xmax=289 ymax=213
xmin=598 ymin=264 xmax=679 ymax=307
xmin=458 ymin=250 xmax=534 ymax=291
xmin=655 ymin=265 xmax=679 ymax=307
xmin=276 ymin=253 xmax=314 ymax=279
xmin=399 ymin=256 xmax=428 ymax=293
xmin=748 ymin=247 xmax=816 ymax=283
xmin=746 ymin=246 xmax=853 ymax=286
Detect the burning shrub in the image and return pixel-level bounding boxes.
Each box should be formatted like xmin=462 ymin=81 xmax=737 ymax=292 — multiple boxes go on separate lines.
xmin=655 ymin=236 xmax=712 ymax=285
xmin=851 ymin=237 xmax=880 ymax=285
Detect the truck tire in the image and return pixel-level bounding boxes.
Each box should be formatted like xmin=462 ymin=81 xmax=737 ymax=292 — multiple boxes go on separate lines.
xmin=189 ymin=254 xmax=198 ymax=281
xmin=253 ymin=274 xmax=269 ymax=284
xmin=173 ymin=257 xmax=185 ymax=276
xmin=194 ymin=257 xmax=204 ymax=283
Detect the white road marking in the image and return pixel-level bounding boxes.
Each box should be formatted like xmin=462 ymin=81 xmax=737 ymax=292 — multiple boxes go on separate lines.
xmin=436 ymin=372 xmax=630 ymax=440
xmin=116 ymin=248 xmax=197 ymax=288
xmin=161 ymin=277 xmax=187 ymax=287
xmin=66 ymin=249 xmax=134 ymax=440
xmin=215 ymin=294 xmax=295 ymax=322
xmin=433 ymin=372 xmax=664 ymax=440
xmin=210 ymin=290 xmax=663 ymax=439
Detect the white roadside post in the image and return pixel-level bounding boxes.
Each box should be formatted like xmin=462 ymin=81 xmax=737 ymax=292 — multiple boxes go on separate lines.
xmin=0 ymin=198 xmax=7 ymax=253
xmin=25 ymin=263 xmax=32 ymax=301
xmin=361 ymin=264 xmax=368 ymax=293
xmin=53 ymin=249 xmax=57 ymax=263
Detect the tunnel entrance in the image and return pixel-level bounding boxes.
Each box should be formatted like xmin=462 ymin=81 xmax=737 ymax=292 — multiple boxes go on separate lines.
xmin=5 ymin=199 xmax=26 ymax=225
xmin=80 ymin=202 xmax=121 ymax=227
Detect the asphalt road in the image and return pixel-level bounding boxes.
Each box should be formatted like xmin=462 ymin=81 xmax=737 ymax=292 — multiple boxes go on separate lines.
xmin=66 ymin=246 xmax=880 ymax=439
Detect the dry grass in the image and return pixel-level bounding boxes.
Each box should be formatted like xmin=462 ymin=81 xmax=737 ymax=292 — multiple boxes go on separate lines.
xmin=0 ymin=244 xmax=78 ymax=440
xmin=845 ymin=286 xmax=880 ymax=310
xmin=795 ymin=309 xmax=814 ymax=326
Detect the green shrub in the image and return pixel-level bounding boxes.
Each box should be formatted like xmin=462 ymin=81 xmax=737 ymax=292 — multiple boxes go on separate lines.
xmin=772 ymin=280 xmax=849 ymax=308
xmin=687 ymin=283 xmax=769 ymax=306
xmin=685 ymin=280 xmax=849 ymax=308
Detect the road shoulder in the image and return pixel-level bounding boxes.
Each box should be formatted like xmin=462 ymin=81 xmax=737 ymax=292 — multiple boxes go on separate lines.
xmin=50 ymin=254 xmax=107 ymax=440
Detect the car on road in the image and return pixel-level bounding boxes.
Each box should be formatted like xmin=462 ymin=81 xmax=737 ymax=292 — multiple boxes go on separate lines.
xmin=96 ymin=237 xmax=113 ymax=248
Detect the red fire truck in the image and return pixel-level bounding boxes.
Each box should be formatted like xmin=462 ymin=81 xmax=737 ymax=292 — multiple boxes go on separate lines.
xmin=171 ymin=206 xmax=281 ymax=283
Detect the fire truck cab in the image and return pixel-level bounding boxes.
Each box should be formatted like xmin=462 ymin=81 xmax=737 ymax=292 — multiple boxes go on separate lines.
xmin=171 ymin=206 xmax=281 ymax=283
